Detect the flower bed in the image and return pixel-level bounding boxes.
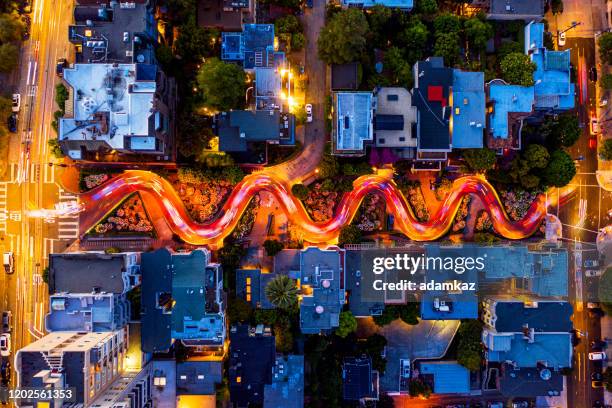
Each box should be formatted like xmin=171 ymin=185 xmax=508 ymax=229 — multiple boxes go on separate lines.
xmin=231 ymin=195 xmax=260 ymax=240
xmin=451 ymin=196 xmax=471 ymax=233
xmin=355 ymin=193 xmax=385 ymax=232
xmin=303 ymin=182 xmax=339 ymax=222
xmin=174 ymin=168 xmax=235 ymax=223
xmin=84 ymin=174 xmax=109 ymax=189
xmin=93 ymin=193 xmax=154 ymax=236
xmin=404 ymin=184 xmax=429 ymax=222
xmin=474 ymin=210 xmax=493 ymax=232
xmin=500 ymin=189 xmax=539 ymax=222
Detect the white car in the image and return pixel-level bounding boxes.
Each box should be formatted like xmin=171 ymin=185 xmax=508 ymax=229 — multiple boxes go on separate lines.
xmin=11 ymin=94 xmax=20 ymax=113
xmin=305 ymin=103 xmax=313 ymax=123
xmin=0 ymin=333 xmax=10 ymax=357
xmin=590 ymin=118 xmax=601 ymax=136
xmin=558 ymin=32 xmax=566 ymax=47
xmin=586 ymin=269 xmax=603 ymax=277
xmin=589 ymin=351 xmax=607 ymax=361
xmin=585 ymin=259 xmax=599 ymax=268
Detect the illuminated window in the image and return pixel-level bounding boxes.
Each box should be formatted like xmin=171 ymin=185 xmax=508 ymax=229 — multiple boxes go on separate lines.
xmin=246 ymin=277 xmax=251 ymax=284
xmin=455 ymin=107 xmax=460 ymax=115
xmin=236 ymin=377 xmax=242 ymax=383
xmin=85 ymin=29 xmax=93 ymax=37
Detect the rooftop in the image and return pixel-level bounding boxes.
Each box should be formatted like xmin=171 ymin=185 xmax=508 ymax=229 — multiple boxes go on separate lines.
xmin=374 ymin=87 xmax=417 ymax=149
xmin=498 ymin=364 xmax=564 ymax=398
xmin=339 ymin=0 xmax=413 ymax=9
xmin=176 ymin=361 xmax=223 ymax=395
xmin=217 ymin=110 xmax=294 ymax=152
xmin=45 ymin=293 xmax=130 ymax=332
xmin=221 ymin=24 xmax=281 ymax=69
xmin=331 ymin=63 xmax=359 ymax=91
xmin=342 ymin=357 xmax=378 ymax=401
xmin=263 ymin=355 xmax=305 ymax=408
xmin=487 ymin=300 xmax=573 ymax=333
xmin=332 ymin=92 xmax=374 ymax=155
xmin=488 ymin=0 xmax=545 ymax=20
xmin=450 ymin=70 xmax=485 ymax=149
xmin=483 ymin=332 xmax=572 ymax=369
xmin=420 ymin=361 xmax=470 ymax=394
xmin=197 ymin=0 xmax=250 ymax=31
xmin=487 ymin=83 xmax=534 ymax=140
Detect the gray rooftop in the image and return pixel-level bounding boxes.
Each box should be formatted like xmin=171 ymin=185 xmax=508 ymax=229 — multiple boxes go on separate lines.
xmin=489 ymin=0 xmax=545 ymax=19
xmin=46 ymin=293 xmax=130 ymax=332
xmin=176 ymin=361 xmax=223 ymax=395
xmin=217 ymin=110 xmax=282 ymax=152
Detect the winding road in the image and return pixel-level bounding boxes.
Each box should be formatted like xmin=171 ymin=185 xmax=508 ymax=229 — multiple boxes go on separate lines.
xmin=80 ymin=170 xmax=573 ymax=245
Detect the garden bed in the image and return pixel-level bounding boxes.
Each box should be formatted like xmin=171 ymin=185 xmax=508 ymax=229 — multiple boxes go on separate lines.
xmin=499 ymin=188 xmax=540 ymax=221
xmin=79 ymin=169 xmax=120 ymax=192
xmin=91 ymin=193 xmax=155 ymax=237
xmin=231 ymin=195 xmax=260 ymax=240
xmin=302 ymin=181 xmax=340 ymax=222
xmin=451 ymin=196 xmax=471 ymax=233
xmin=354 ymin=193 xmax=386 ymax=232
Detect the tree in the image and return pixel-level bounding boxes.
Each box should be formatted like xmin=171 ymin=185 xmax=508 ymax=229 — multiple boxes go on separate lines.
xmin=366 ymin=5 xmax=393 ymax=48
xmin=373 ymin=304 xmax=419 ymax=327
xmin=542 ymin=150 xmax=576 ymax=187
xmin=265 ymin=275 xmax=298 ymax=309
xmin=601 ymin=73 xmax=612 ymax=89
xmin=457 ymin=320 xmax=483 ymax=371
xmin=500 ymin=52 xmax=536 ymax=86
xmin=174 ymin=23 xmax=218 ymax=63
xmin=338 ymin=225 xmax=362 ymax=246
xmin=398 ymin=18 xmax=429 ymax=64
xmin=217 ymin=242 xmax=246 ymax=274
xmin=275 ymin=15 xmax=302 ymax=34
xmin=177 ymin=116 xmax=215 ymax=158
xmin=598 ymin=32 xmax=612 ymax=65
xmin=227 ymin=298 xmax=253 ymax=323
xmin=599 ymin=267 xmax=612 ymax=315
xmin=408 ymin=379 xmax=432 ymax=398
xmin=604 ymin=367 xmax=612 ymax=392
xmin=543 ymin=114 xmax=581 ymax=148
xmin=498 ymin=40 xmax=522 ymax=60
xmin=464 ymin=17 xmax=493 ymax=50
xmin=0 ymin=42 xmax=18 ymax=73
xmin=463 ymin=148 xmax=496 ymax=172
xmin=416 ymin=0 xmax=437 ymax=15
xmin=551 ymin=0 xmax=563 ymax=15
xmin=335 ymin=311 xmax=357 ymax=338
xmin=263 ymin=239 xmax=284 ymax=257
xmin=55 ymin=84 xmax=69 ymax=112
xmin=0 ymin=13 xmax=23 ymax=43
xmin=48 ymin=138 xmax=64 ymax=158
xmin=291 ymin=32 xmax=305 ymax=51
xmin=434 ymin=32 xmax=461 ymax=66
xmin=433 ymin=13 xmax=462 ymax=35
xmin=317 ymin=9 xmax=369 ymax=65
xmin=291 ymin=183 xmax=309 ymax=200
xmin=599 ymin=139 xmax=612 ymax=161
xmin=523 ymin=144 xmax=550 ymax=169
xmin=42 ymin=266 xmax=49 ymax=284
xmin=318 ymin=153 xmax=340 ymax=178
xmin=384 ymin=47 xmax=414 ymax=88
xmin=196 ymin=58 xmax=246 ymax=112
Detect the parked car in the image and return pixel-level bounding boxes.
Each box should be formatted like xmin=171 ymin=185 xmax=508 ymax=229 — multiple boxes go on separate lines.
xmin=7 ymin=114 xmax=16 ymax=133
xmin=586 ymin=269 xmax=603 ymax=277
xmin=590 ymin=117 xmax=601 ymax=136
xmin=592 ymin=380 xmax=604 ymax=388
xmin=512 ymin=402 xmax=529 ymax=408
xmin=11 ymin=94 xmax=20 ymax=113
xmin=0 ymin=334 xmax=10 ymax=357
xmin=589 ymin=137 xmax=597 ymax=149
xmin=1 ymin=312 xmax=10 ymax=333
xmin=0 ymin=360 xmax=10 ymax=385
xmin=2 ymin=253 xmax=13 ymax=275
xmin=56 ymin=58 xmax=67 ymax=77
xmin=305 ymin=103 xmax=313 ymax=123
xmin=591 ymin=340 xmax=607 ymax=350
xmin=592 ymin=371 xmax=603 ymax=381
xmin=588 ymin=351 xmax=607 ymax=361
xmin=590 ymin=66 xmax=598 ymax=82
xmin=558 ymin=32 xmax=566 ymax=46
xmin=585 ymin=259 xmax=599 ymax=268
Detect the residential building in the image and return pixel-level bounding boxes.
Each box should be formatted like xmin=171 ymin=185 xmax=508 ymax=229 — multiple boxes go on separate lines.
xmin=176 ymin=361 xmax=223 ymax=397
xmin=69 ymin=1 xmax=156 ymax=65
xmin=48 ymin=251 xmax=141 ymax=295
xmin=372 ymin=87 xmax=418 ymax=160
xmin=482 ymin=299 xmax=572 ymax=397
xmin=88 ymin=364 xmax=154 ymax=408
xmin=221 ymin=24 xmax=283 ymax=70
xmin=140 ymin=248 xmax=226 ymax=353
xmin=58 ymin=63 xmax=175 ymax=160
xmin=342 ymin=357 xmax=379 ymax=402
xmin=419 ymin=361 xmax=470 ymax=395
xmin=486 ymin=0 xmax=545 ymax=21
xmin=198 ymin=0 xmax=253 ymax=32
xmin=16 ymin=330 xmax=128 ymax=407
xmin=263 ymin=355 xmax=305 ymax=408
xmin=46 ymin=292 xmax=130 ymax=332
xmin=486 ymin=82 xmax=535 ymax=150
xmin=450 ymin=70 xmax=485 ymax=149
xmin=229 ymin=324 xmax=276 ymax=407
xmin=332 ymin=92 xmax=375 ymax=156
xmin=339 ymin=0 xmax=413 ymax=10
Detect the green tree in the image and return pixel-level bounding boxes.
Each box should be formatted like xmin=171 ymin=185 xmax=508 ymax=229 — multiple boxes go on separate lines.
xmin=463 ymin=148 xmax=496 ymax=172
xmin=498 ymin=40 xmax=522 ymax=60
xmin=398 ymin=18 xmax=429 ymax=64
xmin=291 ymin=32 xmax=305 ymax=51
xmin=55 ymin=84 xmax=69 ymax=113
xmin=604 ymin=367 xmax=612 ymax=392
xmin=275 ymin=15 xmax=302 ymax=34
xmin=265 ymin=275 xmax=298 ymax=309
xmin=542 ymin=150 xmax=576 ymax=187
xmin=0 ymin=42 xmax=18 ymax=73
xmin=373 ymin=304 xmax=419 ymax=327
xmin=0 ymin=13 xmax=23 ymax=43
xmin=598 ymin=32 xmax=612 ymax=65
xmin=42 ymin=266 xmax=49 ymax=284
xmin=457 ymin=320 xmax=483 ymax=371
xmin=434 ymin=32 xmax=461 ymax=66
xmin=48 ymin=138 xmax=64 ymax=158
xmin=500 ymin=52 xmax=536 ymax=86
xmin=523 ymin=144 xmax=550 ymax=169
xmin=416 ymin=0 xmax=437 ymax=15
xmin=551 ymin=0 xmax=563 ymax=14
xmin=366 ymin=5 xmax=393 ymax=48
xmin=217 ymin=242 xmax=246 ymax=274
xmin=227 ymin=298 xmax=253 ymax=323
xmin=291 ymin=183 xmax=309 ymax=200
xmin=155 ymin=45 xmax=174 ymax=68
xmin=317 ymin=9 xmax=369 ymax=65
xmin=383 ymin=47 xmax=414 ymax=88
xmin=174 ymin=23 xmax=218 ymax=62
xmin=433 ymin=13 xmax=462 ymax=35
xmin=599 ymin=267 xmax=612 ymax=315
xmin=520 ymin=174 xmax=540 ymax=189
xmin=338 ymin=225 xmax=362 ymax=246
xmin=335 ymin=311 xmax=357 ymax=338
xmin=599 ymin=139 xmax=612 ymax=161
xmin=601 ymin=73 xmax=612 ymax=89
xmin=318 ymin=153 xmax=340 ymax=178
xmin=263 ymin=239 xmax=284 ymax=257
xmin=177 ymin=117 xmax=214 ymax=158
xmin=543 ymin=114 xmax=581 ymax=148
xmin=196 ymin=58 xmax=246 ymax=112
xmin=408 ymin=379 xmax=432 ymax=398
xmin=464 ymin=17 xmax=493 ymax=50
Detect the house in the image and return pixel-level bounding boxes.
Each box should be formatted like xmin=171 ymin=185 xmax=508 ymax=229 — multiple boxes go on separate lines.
xmin=176 ymin=361 xmax=223 ymax=396
xmin=482 ymin=299 xmax=573 ymax=397
xmin=342 ymin=357 xmax=379 ymax=401
xmin=46 ymin=292 xmax=130 ymax=332
xmin=332 ymin=92 xmax=375 ymax=156
xmin=450 ymin=70 xmax=485 ymax=149
xmin=48 ymin=251 xmax=141 ymax=295
xmin=88 ymin=364 xmax=154 ymax=408
xmin=373 ymin=87 xmax=418 ymax=160
xmin=486 ymin=0 xmax=545 ymax=21
xmin=58 ymin=63 xmax=175 ymax=160
xmin=198 ymin=0 xmax=253 ymax=31
xmin=486 ymin=83 xmax=535 ymax=150
xmin=216 ymin=110 xmax=295 ymax=154
xmin=331 ymin=63 xmax=360 ymax=91
xmin=140 ymin=248 xmax=225 ymax=353
xmin=254 ymin=66 xmax=291 ymax=111
xmin=264 ymin=355 xmax=305 ymax=408
xmin=229 ymin=324 xmax=276 ymax=407
xmin=221 ymin=24 xmax=283 ymax=70
xmin=419 ymin=361 xmax=470 ymax=395
xmin=339 ymin=0 xmax=413 ymax=10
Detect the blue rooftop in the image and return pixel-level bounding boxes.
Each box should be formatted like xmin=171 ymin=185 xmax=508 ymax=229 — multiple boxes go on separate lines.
xmin=46 ymin=293 xmax=130 ymax=332
xmin=451 ymin=70 xmax=485 ymax=148
xmin=236 ymin=269 xmax=277 ymax=309
xmin=420 ymin=361 xmax=470 ymax=394
xmin=484 ymin=332 xmax=572 ymax=369
xmin=488 ymin=84 xmax=534 ymax=139
xmin=264 ymin=355 xmax=305 ymax=408
xmin=176 ymin=361 xmax=223 ymax=395
xmin=221 ymin=24 xmax=281 ymax=70
xmin=340 ymin=0 xmax=413 ymax=9
xmin=333 ymin=92 xmax=374 ymax=154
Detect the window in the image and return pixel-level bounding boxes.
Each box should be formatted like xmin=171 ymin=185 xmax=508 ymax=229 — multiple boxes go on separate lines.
xmin=387 ymin=94 xmax=399 ymax=101
xmin=399 ymin=137 xmax=405 ymax=142
xmin=455 ymin=107 xmax=460 ymax=115
xmin=379 ymin=138 xmax=385 ymax=144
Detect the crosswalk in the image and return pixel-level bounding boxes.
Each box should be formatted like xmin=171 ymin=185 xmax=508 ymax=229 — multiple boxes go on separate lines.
xmin=0 ymin=183 xmax=7 ymax=234
xmin=57 ymin=189 xmax=80 ymax=239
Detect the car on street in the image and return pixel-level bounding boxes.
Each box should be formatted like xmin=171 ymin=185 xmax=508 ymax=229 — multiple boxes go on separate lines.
xmin=590 ymin=66 xmax=598 ymax=82
xmin=2 ymin=253 xmax=13 ymax=275
xmin=512 ymin=402 xmax=529 ymax=408
xmin=11 ymin=94 xmax=20 ymax=113
xmin=0 ymin=334 xmax=10 ymax=357
xmin=56 ymin=58 xmax=67 ymax=77
xmin=589 ymin=351 xmax=607 ymax=361
xmin=592 ymin=380 xmax=604 ymax=388
xmin=585 ymin=259 xmax=599 ymax=268
xmin=591 ymin=340 xmax=607 ymax=350
xmin=0 ymin=360 xmax=10 ymax=385
xmin=558 ymin=32 xmax=566 ymax=47
xmin=7 ymin=114 xmax=16 ymax=133
xmin=592 ymin=371 xmax=604 ymax=381
xmin=590 ymin=117 xmax=601 ymax=136
xmin=305 ymin=103 xmax=313 ymax=123
xmin=1 ymin=312 xmax=10 ymax=333
xmin=586 ymin=269 xmax=603 ymax=277
xmin=589 ymin=137 xmax=597 ymax=149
